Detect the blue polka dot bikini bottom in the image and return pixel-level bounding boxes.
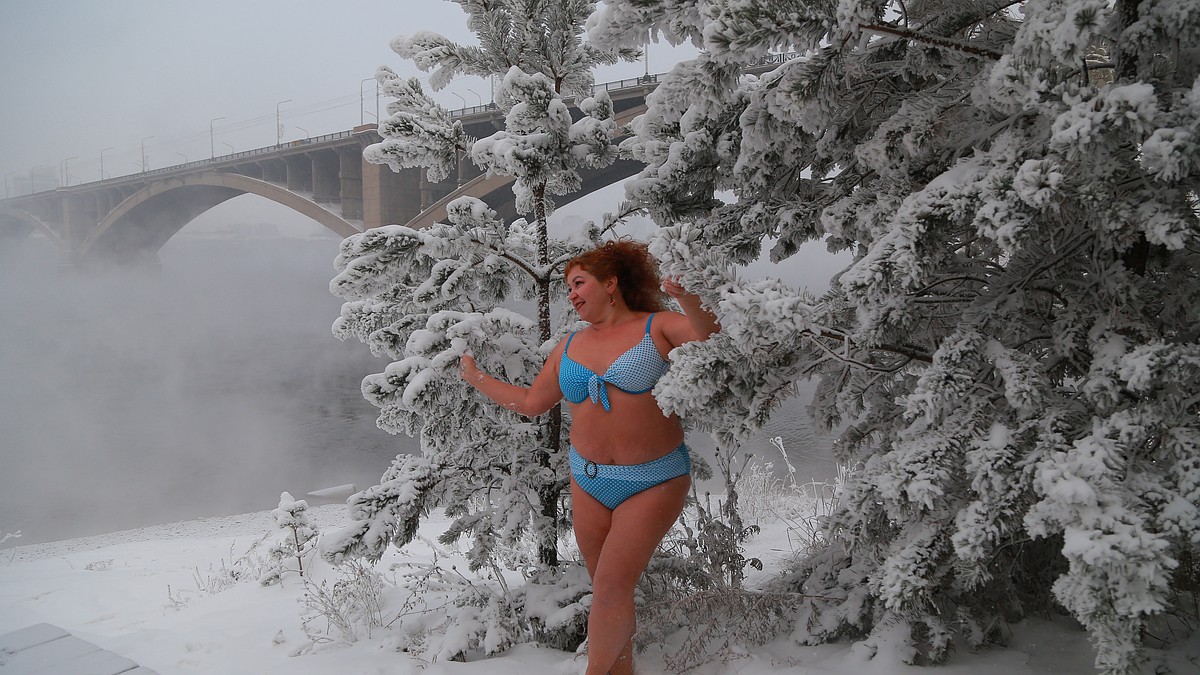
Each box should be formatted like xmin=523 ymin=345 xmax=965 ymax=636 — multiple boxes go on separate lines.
xmin=569 ymin=443 xmax=692 ymax=510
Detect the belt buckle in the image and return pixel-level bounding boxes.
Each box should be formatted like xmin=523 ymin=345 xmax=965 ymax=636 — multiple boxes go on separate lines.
xmin=584 ymin=460 xmax=598 ymax=479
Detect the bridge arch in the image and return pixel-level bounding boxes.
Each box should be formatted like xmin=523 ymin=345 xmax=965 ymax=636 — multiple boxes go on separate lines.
xmin=79 ymin=171 xmax=360 ymax=263
xmin=0 ymin=206 xmax=64 ymax=251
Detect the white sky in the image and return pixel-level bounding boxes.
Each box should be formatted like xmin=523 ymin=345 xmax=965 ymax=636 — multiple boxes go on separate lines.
xmin=0 ymin=0 xmax=685 ymax=190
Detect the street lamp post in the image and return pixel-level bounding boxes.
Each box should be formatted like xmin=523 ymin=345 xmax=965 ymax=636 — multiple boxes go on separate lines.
xmin=642 ymin=28 xmax=651 ymax=80
xmin=466 ymin=88 xmax=482 ymax=106
xmin=60 ymin=157 xmax=77 ymax=187
xmin=276 ymin=99 xmax=292 ymax=146
xmin=360 ymin=77 xmax=373 ymax=125
xmin=295 ymin=126 xmax=309 ymax=140
xmin=222 ymin=142 xmax=235 ymax=155
xmin=3 ymin=171 xmax=16 ymax=198
xmin=141 ymin=136 xmax=155 ymax=172
xmin=100 ymin=147 xmax=114 ymax=180
xmin=451 ymin=92 xmax=465 ymax=109
xmin=209 ymin=116 xmax=226 ymax=159
xmin=176 ymin=152 xmax=189 ymax=165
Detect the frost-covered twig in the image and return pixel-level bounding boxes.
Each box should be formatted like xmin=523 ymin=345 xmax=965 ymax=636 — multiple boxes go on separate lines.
xmin=1 ymin=529 xmax=21 ymax=565
xmin=861 ymin=23 xmax=1003 ymax=59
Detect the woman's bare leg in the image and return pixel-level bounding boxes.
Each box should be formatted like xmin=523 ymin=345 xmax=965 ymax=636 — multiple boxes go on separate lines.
xmin=583 ymin=475 xmax=690 ymax=675
xmin=571 ymin=479 xmax=627 ymax=670
xmin=571 ymin=479 xmax=636 ymax=674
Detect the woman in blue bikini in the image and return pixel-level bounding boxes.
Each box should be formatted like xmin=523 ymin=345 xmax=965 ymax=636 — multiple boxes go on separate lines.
xmin=460 ymin=240 xmax=719 ymax=675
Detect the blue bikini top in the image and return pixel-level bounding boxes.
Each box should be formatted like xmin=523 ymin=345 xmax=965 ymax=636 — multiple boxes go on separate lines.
xmin=558 ymin=314 xmax=670 ymax=412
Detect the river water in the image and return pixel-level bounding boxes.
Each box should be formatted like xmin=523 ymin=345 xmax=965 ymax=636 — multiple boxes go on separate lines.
xmin=0 ymin=232 xmax=837 ymax=545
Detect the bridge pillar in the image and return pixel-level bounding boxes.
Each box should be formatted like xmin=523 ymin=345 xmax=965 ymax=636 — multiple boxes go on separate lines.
xmin=285 ymin=156 xmax=312 ymax=193
xmin=420 ymin=171 xmax=435 ymax=211
xmin=60 ymin=192 xmax=87 ymax=259
xmin=311 ymin=150 xmax=340 ymax=205
xmin=361 ymin=161 xmax=419 ymax=229
xmin=337 ymin=146 xmax=363 ymax=221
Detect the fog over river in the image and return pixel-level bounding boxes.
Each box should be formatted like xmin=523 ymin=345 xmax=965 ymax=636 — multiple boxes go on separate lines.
xmin=0 ymin=210 xmax=839 ymax=546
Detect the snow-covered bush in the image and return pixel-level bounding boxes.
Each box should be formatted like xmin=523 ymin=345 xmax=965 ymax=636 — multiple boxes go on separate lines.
xmin=638 ymin=440 xmax=840 ymax=673
xmin=261 ymin=491 xmax=318 ymax=585
xmin=732 ymin=439 xmax=845 ymax=557
xmin=725 ymin=437 xmax=838 ymax=531
xmin=167 ymin=539 xmax=270 ymax=609
xmin=637 ymin=585 xmax=798 ymax=673
xmin=299 ymin=560 xmax=386 ymax=647
xmin=671 ymin=444 xmax=765 ymax=591
xmin=727 ymin=460 xmax=794 ymax=527
xmin=385 ymin=558 xmax=592 ymax=660
xmin=590 ymin=1 xmax=1200 ymax=673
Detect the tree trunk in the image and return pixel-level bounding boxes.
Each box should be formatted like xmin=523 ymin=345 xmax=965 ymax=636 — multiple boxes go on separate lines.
xmin=534 ymin=181 xmax=560 ymax=568
xmin=292 ymin=525 xmax=305 ymax=577
xmin=1115 ymin=0 xmax=1142 ymax=81
xmin=1116 ymin=0 xmax=1151 ymax=276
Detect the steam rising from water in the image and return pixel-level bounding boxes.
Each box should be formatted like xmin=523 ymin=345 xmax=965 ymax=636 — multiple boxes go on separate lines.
xmin=0 ymin=232 xmax=408 ymax=544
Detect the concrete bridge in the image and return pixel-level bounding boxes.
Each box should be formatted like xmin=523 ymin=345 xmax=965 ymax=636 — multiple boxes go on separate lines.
xmin=0 ymin=75 xmax=661 ymax=267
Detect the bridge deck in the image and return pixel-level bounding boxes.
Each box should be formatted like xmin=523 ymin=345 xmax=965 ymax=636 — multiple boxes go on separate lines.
xmin=0 ymin=623 xmax=157 ymax=674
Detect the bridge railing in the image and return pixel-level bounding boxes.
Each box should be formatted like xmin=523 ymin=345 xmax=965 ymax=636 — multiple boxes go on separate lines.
xmin=449 ymin=103 xmax=500 ymax=118
xmin=445 ymin=74 xmax=661 ymax=120
xmin=137 ymin=130 xmax=358 ymax=179
xmin=594 ymin=74 xmax=660 ymax=93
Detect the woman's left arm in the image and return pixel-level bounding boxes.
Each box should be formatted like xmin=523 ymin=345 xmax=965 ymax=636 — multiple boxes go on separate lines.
xmin=662 ymin=278 xmax=720 ymax=347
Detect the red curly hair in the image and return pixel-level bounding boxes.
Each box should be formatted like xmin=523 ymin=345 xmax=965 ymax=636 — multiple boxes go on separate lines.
xmin=565 ymin=239 xmax=666 ymax=313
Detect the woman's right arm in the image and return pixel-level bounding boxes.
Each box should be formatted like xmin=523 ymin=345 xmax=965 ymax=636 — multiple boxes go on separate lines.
xmin=460 ymin=342 xmax=565 ymax=418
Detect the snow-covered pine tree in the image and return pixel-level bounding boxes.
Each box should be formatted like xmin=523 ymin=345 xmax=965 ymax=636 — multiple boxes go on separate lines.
xmin=262 ymin=491 xmax=318 ymax=585
xmin=591 ymin=1 xmax=1200 ymax=673
xmin=323 ymin=0 xmax=635 ymax=572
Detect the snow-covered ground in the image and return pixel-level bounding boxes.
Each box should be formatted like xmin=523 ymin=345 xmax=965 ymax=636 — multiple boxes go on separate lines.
xmin=0 ymin=502 xmax=1195 ymax=674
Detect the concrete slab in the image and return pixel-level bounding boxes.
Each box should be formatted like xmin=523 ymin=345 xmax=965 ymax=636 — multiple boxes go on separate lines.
xmin=0 ymin=623 xmax=156 ymax=675
xmin=0 ymin=624 xmax=70 ymax=653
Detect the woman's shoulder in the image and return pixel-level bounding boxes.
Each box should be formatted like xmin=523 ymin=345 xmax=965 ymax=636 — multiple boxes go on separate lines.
xmin=649 ymin=309 xmax=698 ymax=348
xmin=648 ymin=309 xmax=687 ymax=328
xmin=552 ymin=323 xmax=589 ymax=352
xmin=645 ymin=309 xmax=678 ymax=330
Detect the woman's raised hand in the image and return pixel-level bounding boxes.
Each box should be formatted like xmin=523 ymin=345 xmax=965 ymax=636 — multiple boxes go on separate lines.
xmin=460 ymin=353 xmax=482 ymax=383
xmin=662 ymin=277 xmax=690 ymax=299
xmin=663 ymin=276 xmax=720 ymax=342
